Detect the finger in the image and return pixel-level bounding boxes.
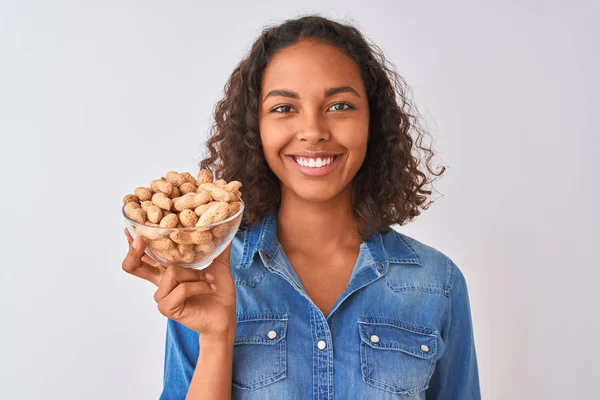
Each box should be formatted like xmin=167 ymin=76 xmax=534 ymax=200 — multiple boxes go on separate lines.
xmin=142 ymin=254 xmax=161 ymax=268
xmin=124 ymin=227 xmax=134 ymax=244
xmin=122 ymin=234 xmax=162 ymax=286
xmin=157 ymin=280 xmax=216 ymax=319
xmin=153 ymin=265 xmax=212 ymax=303
xmin=125 ymin=229 xmax=162 ymax=268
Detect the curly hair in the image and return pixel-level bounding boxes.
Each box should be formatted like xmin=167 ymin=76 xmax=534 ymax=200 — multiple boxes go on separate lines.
xmin=200 ymin=15 xmax=445 ymax=239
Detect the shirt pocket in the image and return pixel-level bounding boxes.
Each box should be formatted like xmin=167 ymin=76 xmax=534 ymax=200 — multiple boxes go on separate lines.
xmin=232 ymin=313 xmax=288 ymax=390
xmin=357 ymin=316 xmax=439 ymax=396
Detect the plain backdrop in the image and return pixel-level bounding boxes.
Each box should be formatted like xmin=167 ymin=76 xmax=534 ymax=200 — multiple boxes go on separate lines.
xmin=1 ymin=1 xmax=598 ymax=399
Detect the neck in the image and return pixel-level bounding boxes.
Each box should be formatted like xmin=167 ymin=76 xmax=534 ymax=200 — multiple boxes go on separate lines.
xmin=276 ymin=186 xmax=362 ymax=256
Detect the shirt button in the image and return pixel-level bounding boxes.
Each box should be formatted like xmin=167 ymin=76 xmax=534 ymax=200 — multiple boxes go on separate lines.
xmin=317 ymin=340 xmax=327 ymax=350
xmin=267 ymin=330 xmax=277 ymax=340
xmin=263 ymin=253 xmax=272 ymax=260
xmin=370 ymin=335 xmax=380 ymax=344
xmin=421 ymin=344 xmax=430 ymax=352
xmin=376 ymin=262 xmax=384 ymax=271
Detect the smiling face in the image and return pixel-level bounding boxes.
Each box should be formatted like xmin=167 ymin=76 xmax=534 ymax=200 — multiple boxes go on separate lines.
xmin=259 ymin=39 xmax=370 ymax=204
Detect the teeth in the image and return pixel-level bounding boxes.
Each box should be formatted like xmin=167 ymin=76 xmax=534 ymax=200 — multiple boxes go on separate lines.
xmin=294 ymin=156 xmax=335 ymax=168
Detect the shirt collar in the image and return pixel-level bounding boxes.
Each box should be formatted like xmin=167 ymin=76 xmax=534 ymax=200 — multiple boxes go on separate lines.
xmin=238 ymin=209 xmax=422 ymax=270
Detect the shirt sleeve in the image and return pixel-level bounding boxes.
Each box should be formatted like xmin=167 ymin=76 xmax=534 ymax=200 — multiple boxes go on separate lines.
xmin=159 ymin=318 xmax=199 ymax=400
xmin=426 ymin=259 xmax=481 ymax=399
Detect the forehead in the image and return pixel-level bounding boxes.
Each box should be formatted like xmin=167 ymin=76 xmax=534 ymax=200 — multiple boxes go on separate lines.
xmin=261 ymin=39 xmax=365 ymax=94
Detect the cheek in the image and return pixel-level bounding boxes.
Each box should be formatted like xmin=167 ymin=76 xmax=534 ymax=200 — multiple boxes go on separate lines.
xmin=259 ymin=122 xmax=288 ymax=165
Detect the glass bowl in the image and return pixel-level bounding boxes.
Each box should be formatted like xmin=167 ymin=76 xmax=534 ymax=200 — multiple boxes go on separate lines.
xmin=122 ymin=200 xmax=244 ymax=270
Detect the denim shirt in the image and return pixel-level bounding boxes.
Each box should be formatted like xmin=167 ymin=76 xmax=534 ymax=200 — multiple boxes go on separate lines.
xmin=160 ymin=211 xmax=481 ymax=399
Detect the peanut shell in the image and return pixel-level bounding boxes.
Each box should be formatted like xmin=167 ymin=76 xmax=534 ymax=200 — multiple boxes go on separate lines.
xmin=152 ymin=192 xmax=173 ymax=211
xmin=123 ymin=194 xmax=139 ymax=205
xmin=196 ymin=169 xmax=213 ymax=184
xmin=134 ymin=187 xmax=153 ymax=201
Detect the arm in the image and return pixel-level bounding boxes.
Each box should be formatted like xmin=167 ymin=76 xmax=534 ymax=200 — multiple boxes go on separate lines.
xmin=426 ymin=260 xmax=481 ymax=399
xmin=186 ymin=332 xmax=235 ymax=400
xmin=159 ymin=319 xmax=235 ymax=400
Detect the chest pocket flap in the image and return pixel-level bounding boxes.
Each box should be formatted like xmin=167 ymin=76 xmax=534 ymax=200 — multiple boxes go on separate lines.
xmin=358 ymin=318 xmax=437 ymax=359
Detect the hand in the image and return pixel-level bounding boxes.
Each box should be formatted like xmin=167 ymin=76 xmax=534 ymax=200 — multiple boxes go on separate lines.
xmin=122 ymin=228 xmax=237 ymax=338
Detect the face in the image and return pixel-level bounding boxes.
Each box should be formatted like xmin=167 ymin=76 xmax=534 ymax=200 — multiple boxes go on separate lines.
xmin=259 ymin=39 xmax=370 ymax=204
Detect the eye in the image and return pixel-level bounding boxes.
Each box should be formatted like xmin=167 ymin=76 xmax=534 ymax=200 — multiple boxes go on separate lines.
xmin=328 ymin=102 xmax=354 ymax=112
xmin=271 ymin=104 xmax=296 ymax=113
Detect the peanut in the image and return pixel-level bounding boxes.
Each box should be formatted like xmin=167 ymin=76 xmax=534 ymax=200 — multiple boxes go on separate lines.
xmin=214 ymin=179 xmax=227 ymax=188
xmin=179 ymin=182 xmax=197 ymax=195
xmin=135 ymin=225 xmax=164 ymax=240
xmin=151 ymin=179 xmax=173 ymax=195
xmin=172 ymin=193 xmax=196 ymax=212
xmin=179 ymin=209 xmax=198 ymax=227
xmin=123 ymin=194 xmax=139 ymax=204
xmin=211 ymin=223 xmax=231 ymax=238
xmin=196 ymin=169 xmax=213 ymax=184
xmin=147 ymin=205 xmax=163 ymax=224
xmin=169 ymin=185 xmax=181 ymax=199
xmin=124 ymin=201 xmax=140 ymax=212
xmin=194 ymin=202 xmax=214 ymax=217
xmin=134 ymin=187 xmax=153 ymax=201
xmin=198 ymin=183 xmax=234 ymax=202
xmin=165 ymin=171 xmax=187 ymax=187
xmin=152 ymin=192 xmax=173 ymax=211
xmin=196 ymin=201 xmax=229 ymax=229
xmin=181 ymin=172 xmax=197 ymax=186
xmin=124 ymin=203 xmax=146 ymax=224
xmin=194 ymin=241 xmax=215 ymax=254
xmin=153 ymin=248 xmax=180 ymax=263
xmin=147 ymin=238 xmax=176 ymax=251
xmin=140 ymin=200 xmax=153 ymax=212
xmin=173 ymin=192 xmax=212 ymax=212
xmin=227 ymin=201 xmax=242 ymax=218
xmin=224 ymin=181 xmax=243 ymax=193
xmin=177 ymin=244 xmax=196 ymax=263
xmin=159 ymin=213 xmax=179 ymax=228
xmin=170 ymin=230 xmax=212 ymax=245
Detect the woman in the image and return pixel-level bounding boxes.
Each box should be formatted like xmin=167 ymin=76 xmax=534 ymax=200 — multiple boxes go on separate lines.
xmin=123 ymin=15 xmax=481 ymax=399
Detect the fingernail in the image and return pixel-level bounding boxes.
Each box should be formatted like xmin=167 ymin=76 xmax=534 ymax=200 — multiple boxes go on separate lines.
xmin=132 ymin=237 xmax=139 ymax=250
xmin=210 ymin=283 xmax=216 ymax=291
xmin=205 ymin=273 xmax=215 ymax=282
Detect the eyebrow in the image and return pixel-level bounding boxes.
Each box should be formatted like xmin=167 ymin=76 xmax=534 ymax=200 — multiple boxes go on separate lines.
xmin=262 ymin=86 xmax=361 ymax=102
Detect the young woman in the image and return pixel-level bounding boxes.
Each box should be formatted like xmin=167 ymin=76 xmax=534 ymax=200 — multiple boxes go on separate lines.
xmin=123 ymin=15 xmax=481 ymax=400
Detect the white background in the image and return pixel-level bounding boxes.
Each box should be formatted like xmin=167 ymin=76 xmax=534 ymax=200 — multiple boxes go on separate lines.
xmin=1 ymin=1 xmax=598 ymax=399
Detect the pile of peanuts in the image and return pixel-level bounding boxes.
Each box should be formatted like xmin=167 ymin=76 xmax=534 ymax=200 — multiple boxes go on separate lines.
xmin=122 ymin=169 xmax=243 ymax=264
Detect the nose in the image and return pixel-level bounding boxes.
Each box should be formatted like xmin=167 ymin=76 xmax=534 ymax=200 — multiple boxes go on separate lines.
xmin=296 ymin=111 xmax=330 ymax=143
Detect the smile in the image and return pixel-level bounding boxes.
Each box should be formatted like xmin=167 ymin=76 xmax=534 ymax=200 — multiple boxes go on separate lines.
xmin=285 ymin=154 xmax=344 ymax=177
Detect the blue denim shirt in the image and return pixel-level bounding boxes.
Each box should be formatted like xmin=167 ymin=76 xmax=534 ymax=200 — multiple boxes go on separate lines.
xmin=160 ymin=210 xmax=481 ymax=399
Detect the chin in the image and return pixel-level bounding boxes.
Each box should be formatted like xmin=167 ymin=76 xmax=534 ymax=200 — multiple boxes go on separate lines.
xmin=285 ymin=181 xmax=347 ymax=204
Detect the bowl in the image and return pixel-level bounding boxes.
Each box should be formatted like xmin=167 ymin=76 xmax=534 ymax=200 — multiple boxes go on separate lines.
xmin=122 ymin=199 xmax=244 ymax=270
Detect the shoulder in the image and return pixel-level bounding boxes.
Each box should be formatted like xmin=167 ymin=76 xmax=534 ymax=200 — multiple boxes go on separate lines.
xmin=380 ymin=228 xmax=469 ymax=297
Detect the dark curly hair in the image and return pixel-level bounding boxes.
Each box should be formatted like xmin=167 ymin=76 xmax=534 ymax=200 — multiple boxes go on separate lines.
xmin=200 ymin=15 xmax=445 ymax=239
